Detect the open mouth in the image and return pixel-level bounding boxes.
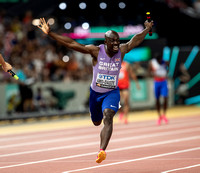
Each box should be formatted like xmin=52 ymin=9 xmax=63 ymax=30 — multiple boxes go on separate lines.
xmin=113 ymin=45 xmax=119 ymax=51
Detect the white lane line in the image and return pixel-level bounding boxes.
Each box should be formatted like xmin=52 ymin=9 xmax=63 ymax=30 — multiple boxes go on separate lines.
xmin=1 ymin=120 xmax=200 ymax=149
xmin=1 ymin=127 xmax=200 ymax=158
xmin=0 ymin=135 xmax=199 ymax=169
xmin=161 ymin=164 xmax=200 ymax=173
xmin=62 ymin=147 xmax=200 ymax=173
xmin=0 ymin=116 xmax=198 ymax=142
xmin=0 ymin=134 xmax=97 ymax=149
xmin=0 ymin=128 xmax=96 ymax=142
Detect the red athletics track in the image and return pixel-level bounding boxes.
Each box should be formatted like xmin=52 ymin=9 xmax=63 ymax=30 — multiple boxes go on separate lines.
xmin=0 ymin=106 xmax=200 ymax=173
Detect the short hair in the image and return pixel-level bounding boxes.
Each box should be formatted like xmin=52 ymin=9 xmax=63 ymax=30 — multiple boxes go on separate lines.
xmin=105 ymin=30 xmax=119 ymax=38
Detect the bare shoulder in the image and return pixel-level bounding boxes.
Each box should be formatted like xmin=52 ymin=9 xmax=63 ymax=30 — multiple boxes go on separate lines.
xmin=85 ymin=44 xmax=100 ymax=58
xmin=120 ymin=43 xmax=128 ymax=54
xmin=85 ymin=44 xmax=99 ymax=51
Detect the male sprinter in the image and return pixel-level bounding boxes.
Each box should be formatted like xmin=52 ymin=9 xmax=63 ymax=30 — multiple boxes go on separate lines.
xmin=149 ymin=53 xmax=169 ymax=125
xmin=37 ymin=18 xmax=153 ymax=163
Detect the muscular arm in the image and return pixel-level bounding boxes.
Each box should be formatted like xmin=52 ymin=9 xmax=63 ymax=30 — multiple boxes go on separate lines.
xmin=120 ymin=20 xmax=153 ymax=56
xmin=38 ymin=18 xmax=99 ymax=58
xmin=48 ymin=32 xmax=93 ymax=54
xmin=126 ymin=27 xmax=151 ymax=51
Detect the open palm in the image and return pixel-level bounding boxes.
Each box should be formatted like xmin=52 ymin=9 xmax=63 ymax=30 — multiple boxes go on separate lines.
xmin=38 ymin=18 xmax=50 ymax=34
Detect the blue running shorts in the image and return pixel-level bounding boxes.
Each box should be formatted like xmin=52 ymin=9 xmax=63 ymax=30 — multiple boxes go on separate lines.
xmin=154 ymin=80 xmax=168 ymax=99
xmin=89 ymin=87 xmax=120 ymax=122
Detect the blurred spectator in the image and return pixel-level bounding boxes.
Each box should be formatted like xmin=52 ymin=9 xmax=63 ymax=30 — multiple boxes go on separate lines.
xmin=0 ymin=10 xmax=94 ymax=84
xmin=4 ymin=24 xmax=17 ymax=58
xmin=17 ymin=82 xmax=35 ymax=112
xmin=14 ymin=64 xmax=35 ymax=113
xmin=34 ymin=87 xmax=46 ymax=111
xmin=132 ymin=62 xmax=148 ymax=79
xmin=7 ymin=94 xmax=20 ymax=115
xmin=193 ymin=0 xmax=200 ymax=13
xmin=175 ymin=63 xmax=191 ymax=104
xmin=47 ymin=87 xmax=75 ymax=110
xmin=165 ymin=0 xmax=200 ymax=18
xmin=23 ymin=11 xmax=33 ymax=25
xmin=166 ymin=0 xmax=188 ymax=8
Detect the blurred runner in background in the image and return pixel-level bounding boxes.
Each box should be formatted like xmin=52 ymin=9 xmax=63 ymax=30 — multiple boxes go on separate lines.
xmin=149 ymin=53 xmax=169 ymax=125
xmin=118 ymin=61 xmax=140 ymax=124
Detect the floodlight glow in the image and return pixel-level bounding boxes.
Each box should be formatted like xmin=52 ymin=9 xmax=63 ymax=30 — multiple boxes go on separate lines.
xmin=48 ymin=18 xmax=55 ymax=25
xmin=63 ymin=55 xmax=69 ymax=62
xmin=119 ymin=2 xmax=126 ymax=9
xmin=82 ymin=22 xmax=89 ymax=30
xmin=64 ymin=22 xmax=72 ymax=30
xmin=79 ymin=2 xmax=87 ymax=9
xmin=32 ymin=19 xmax=40 ymax=26
xmin=100 ymin=2 xmax=107 ymax=9
xmin=59 ymin=2 xmax=67 ymax=10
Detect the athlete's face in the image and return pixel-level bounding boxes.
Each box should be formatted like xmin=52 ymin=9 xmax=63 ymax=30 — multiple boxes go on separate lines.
xmin=105 ymin=32 xmax=120 ymax=53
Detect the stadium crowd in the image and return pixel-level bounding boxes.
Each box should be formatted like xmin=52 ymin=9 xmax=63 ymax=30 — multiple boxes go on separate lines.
xmin=0 ymin=10 xmax=93 ymax=84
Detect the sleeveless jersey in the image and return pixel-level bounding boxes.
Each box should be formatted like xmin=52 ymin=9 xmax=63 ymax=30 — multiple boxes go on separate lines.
xmin=118 ymin=61 xmax=130 ymax=89
xmin=91 ymin=44 xmax=122 ymax=93
xmin=151 ymin=58 xmax=167 ymax=81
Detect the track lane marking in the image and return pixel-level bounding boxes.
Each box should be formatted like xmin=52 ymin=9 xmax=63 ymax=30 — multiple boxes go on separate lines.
xmin=1 ymin=126 xmax=200 ymax=158
xmin=161 ymin=163 xmax=200 ymax=173
xmin=0 ymin=135 xmax=200 ymax=169
xmin=0 ymin=106 xmax=199 ymax=136
xmin=1 ymin=120 xmax=200 ymax=149
xmin=1 ymin=116 xmax=198 ymax=142
xmin=62 ymin=147 xmax=200 ymax=173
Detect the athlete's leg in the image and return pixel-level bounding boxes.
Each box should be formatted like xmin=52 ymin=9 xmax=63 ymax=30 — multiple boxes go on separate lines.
xmin=162 ymin=97 xmax=168 ymax=123
xmin=89 ymin=87 xmax=104 ymax=126
xmin=96 ymin=108 xmax=115 ymax=163
xmin=156 ymin=98 xmax=162 ymax=125
xmin=161 ymin=80 xmax=169 ymax=123
xmin=122 ymin=89 xmax=129 ymax=124
xmin=96 ymin=88 xmax=120 ymax=163
xmin=100 ymin=108 xmax=115 ymax=150
xmin=163 ymin=97 xmax=168 ymax=115
xmin=154 ymin=81 xmax=162 ymax=125
xmin=119 ymin=90 xmax=124 ymax=121
xmin=156 ymin=98 xmax=161 ymax=116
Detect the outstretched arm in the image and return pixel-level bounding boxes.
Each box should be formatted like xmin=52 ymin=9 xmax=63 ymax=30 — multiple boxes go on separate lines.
xmin=0 ymin=54 xmax=12 ymax=72
xmin=121 ymin=20 xmax=153 ymax=55
xmin=37 ymin=18 xmax=99 ymax=56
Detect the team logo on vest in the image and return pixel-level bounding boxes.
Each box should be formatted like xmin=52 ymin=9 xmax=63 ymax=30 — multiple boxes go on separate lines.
xmin=98 ymin=61 xmax=119 ymax=71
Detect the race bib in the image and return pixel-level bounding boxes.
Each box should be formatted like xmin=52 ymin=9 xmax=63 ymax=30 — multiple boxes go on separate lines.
xmin=96 ymin=73 xmax=117 ymax=89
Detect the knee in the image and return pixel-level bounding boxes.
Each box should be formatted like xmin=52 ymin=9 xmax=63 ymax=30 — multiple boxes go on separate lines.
xmin=92 ymin=120 xmax=102 ymax=126
xmin=103 ymin=109 xmax=115 ymax=124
